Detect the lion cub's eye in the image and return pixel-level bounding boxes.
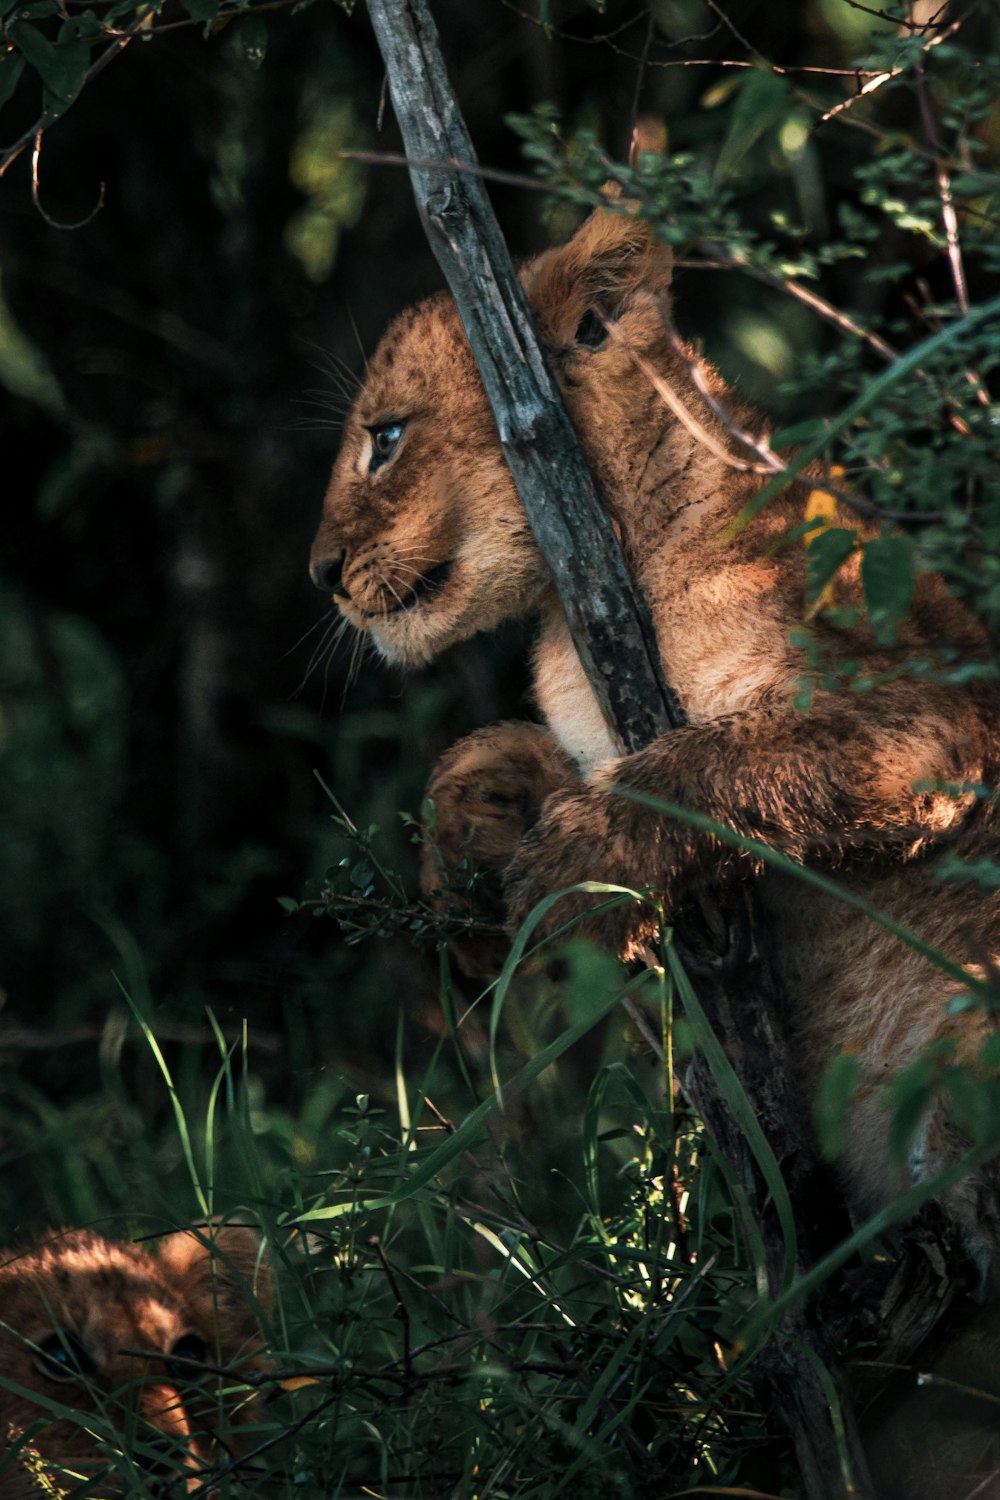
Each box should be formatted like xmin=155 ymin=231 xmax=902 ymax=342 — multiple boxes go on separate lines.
xmin=368 ymin=420 xmax=406 ymax=473
xmin=34 ymin=1331 xmax=99 ymax=1383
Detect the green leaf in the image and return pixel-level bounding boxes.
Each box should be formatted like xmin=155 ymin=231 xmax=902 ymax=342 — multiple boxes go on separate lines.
xmin=724 ymin=293 xmax=1000 ymax=535
xmin=12 ymin=19 xmax=90 ymax=121
xmin=771 ymin=418 xmax=828 ymax=450
xmin=936 ymin=850 xmax=1000 ymax=893
xmin=0 ymin=53 xmax=25 ymax=109
xmin=862 ymin=534 xmax=915 ymax=644
xmin=944 ymin=1072 xmax=1000 ymax=1149
xmin=559 ymin=939 xmax=623 ymax=1026
xmin=715 ymin=68 xmax=791 ymax=181
xmin=297 ymin=970 xmax=624 ymax=1223
xmin=814 ymin=1053 xmax=861 ymax=1161
xmin=179 ymin=0 xmax=219 ymax=22
xmin=12 ymin=0 xmax=60 ymax=17
xmin=951 ymin=172 xmax=1000 ymax=196
xmin=884 ymin=1038 xmax=954 ymax=1169
xmin=8 ymin=21 xmax=57 ymax=75
xmin=0 ymin=285 xmax=64 ymax=415
xmin=238 ymin=13 xmax=267 ymax=67
xmin=43 ymin=29 xmax=90 ymax=120
xmin=805 ymin=525 xmax=856 ymax=607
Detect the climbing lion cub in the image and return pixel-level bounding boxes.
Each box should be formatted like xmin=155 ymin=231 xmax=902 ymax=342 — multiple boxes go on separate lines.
xmin=310 ymin=205 xmax=1000 ymax=1253
xmin=0 ymin=1224 xmax=272 ymax=1497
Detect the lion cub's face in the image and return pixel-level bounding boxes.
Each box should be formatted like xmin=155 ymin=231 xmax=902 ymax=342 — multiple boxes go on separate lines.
xmin=311 ymin=291 xmax=550 ymax=667
xmin=0 ymin=1226 xmax=271 ymax=1498
xmin=310 ymin=208 xmax=674 ymax=668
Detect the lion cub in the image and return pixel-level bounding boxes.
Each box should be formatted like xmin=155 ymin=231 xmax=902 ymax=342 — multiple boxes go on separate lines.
xmin=310 ymin=204 xmax=1000 ymax=1256
xmin=0 ymin=1224 xmax=272 ymax=1497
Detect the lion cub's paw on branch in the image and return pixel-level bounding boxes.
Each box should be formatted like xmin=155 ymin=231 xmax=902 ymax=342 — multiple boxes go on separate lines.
xmin=0 ymin=1222 xmax=273 ymax=1498
xmin=420 ymin=720 xmax=576 ymax=972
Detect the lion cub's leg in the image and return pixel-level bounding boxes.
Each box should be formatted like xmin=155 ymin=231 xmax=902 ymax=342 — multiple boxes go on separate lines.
xmin=421 ymin=721 xmax=577 ymax=974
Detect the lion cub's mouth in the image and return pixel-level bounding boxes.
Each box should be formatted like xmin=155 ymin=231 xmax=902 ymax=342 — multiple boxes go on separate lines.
xmin=379 ymin=559 xmax=453 ymax=615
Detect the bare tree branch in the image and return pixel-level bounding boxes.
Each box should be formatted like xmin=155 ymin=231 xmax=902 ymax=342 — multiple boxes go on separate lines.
xmin=364 ymin=2 xmax=876 ymax=1494
xmin=366 ymin=0 xmax=683 ymax=753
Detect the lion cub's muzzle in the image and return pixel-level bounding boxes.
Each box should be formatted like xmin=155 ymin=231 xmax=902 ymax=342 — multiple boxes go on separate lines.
xmin=310 ymin=547 xmax=453 ymax=618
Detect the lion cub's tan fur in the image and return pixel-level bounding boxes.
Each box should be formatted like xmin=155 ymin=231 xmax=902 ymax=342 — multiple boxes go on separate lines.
xmin=0 ymin=1225 xmax=271 ymax=1497
xmin=311 ymin=207 xmax=1000 ymax=1253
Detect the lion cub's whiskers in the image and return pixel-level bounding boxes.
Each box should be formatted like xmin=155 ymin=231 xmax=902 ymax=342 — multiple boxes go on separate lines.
xmin=283 ymin=610 xmax=339 ymax=661
xmin=292 ymin=613 xmax=349 ymax=701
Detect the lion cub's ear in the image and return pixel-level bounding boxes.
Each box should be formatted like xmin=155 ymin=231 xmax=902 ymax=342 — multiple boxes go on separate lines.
xmin=522 ymin=206 xmax=673 ymax=353
xmin=157 ymin=1221 xmax=274 ymax=1357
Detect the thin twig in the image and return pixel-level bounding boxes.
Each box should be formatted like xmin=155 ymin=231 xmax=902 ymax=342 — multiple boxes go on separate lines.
xmin=612 ymin=318 xmax=899 ymax=523
xmin=340 ymin=146 xmax=550 ymax=192
xmin=703 ymin=0 xmax=765 ymax=63
xmin=620 ymin=994 xmax=665 ymax=1060
xmin=652 ymin=305 xmax=954 ymax=525
xmin=499 ymin=0 xmax=892 ymax=75
xmin=31 ymin=130 xmax=105 ymax=228
xmin=0 ymin=1021 xmax=281 ymax=1052
xmin=913 ymin=62 xmax=992 ymax=408
xmin=627 ymin=2 xmax=656 ymax=152
xmin=371 ymin=1238 xmax=412 ymax=1384
xmin=815 ymin=12 xmax=968 ymax=128
xmin=321 ymin=888 xmax=506 ymax=938
xmin=0 ymin=0 xmax=311 ymax=176
xmin=608 ymin=325 xmax=772 ymax=476
xmin=693 ymin=238 xmax=900 ymax=365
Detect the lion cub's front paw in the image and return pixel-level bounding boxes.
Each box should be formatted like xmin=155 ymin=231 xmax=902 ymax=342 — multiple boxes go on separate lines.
xmin=421 ymin=721 xmax=576 ymax=974
xmin=503 ymin=786 xmax=663 ymax=960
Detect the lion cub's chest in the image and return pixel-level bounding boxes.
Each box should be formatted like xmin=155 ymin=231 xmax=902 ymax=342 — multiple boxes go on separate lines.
xmin=534 ymin=562 xmax=790 ymax=774
xmin=534 ymin=615 xmax=620 ymax=772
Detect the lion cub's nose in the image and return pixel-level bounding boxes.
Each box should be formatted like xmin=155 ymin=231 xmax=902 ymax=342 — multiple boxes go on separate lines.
xmin=311 ymin=551 xmax=350 ymax=599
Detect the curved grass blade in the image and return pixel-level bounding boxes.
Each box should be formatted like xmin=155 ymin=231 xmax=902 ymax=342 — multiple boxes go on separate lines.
xmin=666 ymin=944 xmax=798 ymax=1293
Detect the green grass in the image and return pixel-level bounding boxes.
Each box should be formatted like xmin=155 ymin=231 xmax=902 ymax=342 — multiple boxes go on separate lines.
xmin=0 ymin=936 xmax=806 ymax=1499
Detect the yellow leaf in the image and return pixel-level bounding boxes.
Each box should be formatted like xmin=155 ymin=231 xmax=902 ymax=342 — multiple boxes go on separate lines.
xmin=803 ymin=466 xmax=845 ymax=616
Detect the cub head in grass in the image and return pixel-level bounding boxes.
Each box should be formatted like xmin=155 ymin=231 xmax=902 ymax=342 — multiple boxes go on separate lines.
xmin=0 ymin=1224 xmax=272 ymax=1497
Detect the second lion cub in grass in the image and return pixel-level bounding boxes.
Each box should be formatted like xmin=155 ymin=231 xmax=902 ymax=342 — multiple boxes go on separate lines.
xmin=310 ymin=203 xmax=1000 ymax=1260
xmin=0 ymin=1223 xmax=272 ymax=1498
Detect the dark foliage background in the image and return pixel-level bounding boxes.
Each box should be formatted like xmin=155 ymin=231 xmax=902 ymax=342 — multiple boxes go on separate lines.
xmin=5 ymin=4 xmax=1000 ymax=1494
xmin=2 ymin=0 xmax=998 ymax=1225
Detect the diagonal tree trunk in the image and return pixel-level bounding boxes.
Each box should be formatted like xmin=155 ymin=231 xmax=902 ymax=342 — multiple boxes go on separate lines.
xmin=363 ymin=2 xmax=882 ymax=1491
